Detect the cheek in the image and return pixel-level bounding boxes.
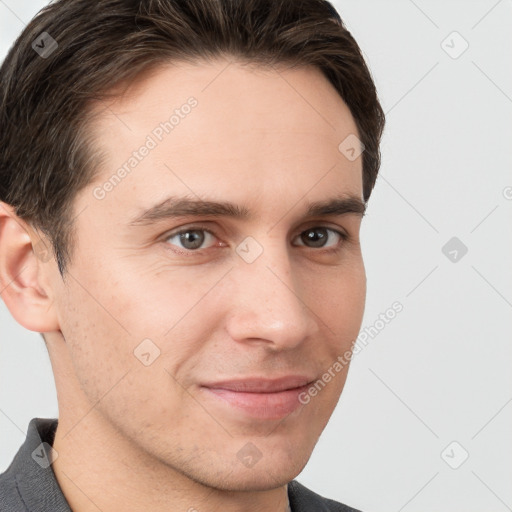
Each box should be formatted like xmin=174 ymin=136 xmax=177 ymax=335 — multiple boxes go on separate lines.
xmin=99 ymin=256 xmax=227 ymax=341
xmin=57 ymin=274 xmax=200 ymax=435
xmin=312 ymin=260 xmax=366 ymax=327
xmin=57 ymin=280 xmax=135 ymax=403
xmin=60 ymin=261 xmax=223 ymax=394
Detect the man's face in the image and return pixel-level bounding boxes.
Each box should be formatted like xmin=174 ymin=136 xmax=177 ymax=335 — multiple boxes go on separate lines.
xmin=49 ymin=59 xmax=366 ymax=490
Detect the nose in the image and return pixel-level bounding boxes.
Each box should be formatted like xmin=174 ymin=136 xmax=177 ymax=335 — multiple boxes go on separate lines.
xmin=224 ymin=242 xmax=322 ymax=351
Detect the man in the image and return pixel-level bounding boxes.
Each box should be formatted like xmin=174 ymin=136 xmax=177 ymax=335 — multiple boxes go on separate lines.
xmin=0 ymin=0 xmax=384 ymax=510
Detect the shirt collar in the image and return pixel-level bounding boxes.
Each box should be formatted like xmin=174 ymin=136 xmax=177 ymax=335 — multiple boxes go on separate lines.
xmin=6 ymin=417 xmax=72 ymax=511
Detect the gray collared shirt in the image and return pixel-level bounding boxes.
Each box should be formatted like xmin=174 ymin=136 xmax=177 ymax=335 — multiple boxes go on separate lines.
xmin=0 ymin=418 xmax=361 ymax=512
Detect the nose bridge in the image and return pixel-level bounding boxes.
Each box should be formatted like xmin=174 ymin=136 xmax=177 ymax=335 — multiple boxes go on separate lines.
xmin=225 ymin=238 xmax=320 ymax=348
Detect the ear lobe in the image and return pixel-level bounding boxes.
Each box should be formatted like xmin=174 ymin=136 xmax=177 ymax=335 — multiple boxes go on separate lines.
xmin=0 ymin=201 xmax=60 ymax=333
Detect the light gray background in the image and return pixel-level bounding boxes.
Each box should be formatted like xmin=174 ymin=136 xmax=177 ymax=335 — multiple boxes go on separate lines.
xmin=1 ymin=1 xmax=511 ymax=511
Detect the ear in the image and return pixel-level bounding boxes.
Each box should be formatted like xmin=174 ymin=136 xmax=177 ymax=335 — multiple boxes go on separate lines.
xmin=0 ymin=201 xmax=60 ymax=333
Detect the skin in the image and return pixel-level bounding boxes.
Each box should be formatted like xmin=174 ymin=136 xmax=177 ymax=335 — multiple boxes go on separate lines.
xmin=0 ymin=58 xmax=366 ymax=512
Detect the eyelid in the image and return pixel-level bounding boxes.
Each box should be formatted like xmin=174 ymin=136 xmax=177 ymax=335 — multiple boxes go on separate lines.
xmin=291 ymin=219 xmax=349 ymax=244
xmin=163 ymin=222 xmax=348 ymax=240
xmin=165 ymin=224 xmax=216 ymax=237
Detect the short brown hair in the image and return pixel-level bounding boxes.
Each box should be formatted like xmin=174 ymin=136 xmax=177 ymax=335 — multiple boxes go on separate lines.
xmin=0 ymin=0 xmax=385 ymax=277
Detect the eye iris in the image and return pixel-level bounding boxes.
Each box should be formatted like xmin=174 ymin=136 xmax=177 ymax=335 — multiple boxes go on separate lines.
xmin=302 ymin=228 xmax=328 ymax=247
xmin=180 ymin=230 xmax=205 ymax=250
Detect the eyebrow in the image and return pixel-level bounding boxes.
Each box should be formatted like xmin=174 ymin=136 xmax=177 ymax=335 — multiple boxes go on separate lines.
xmin=128 ymin=194 xmax=366 ymax=227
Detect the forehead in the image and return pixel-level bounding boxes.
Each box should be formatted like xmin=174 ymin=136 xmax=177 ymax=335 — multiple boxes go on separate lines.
xmin=82 ymin=59 xmax=363 ymax=223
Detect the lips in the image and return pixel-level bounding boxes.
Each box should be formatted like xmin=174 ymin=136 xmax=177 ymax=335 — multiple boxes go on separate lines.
xmin=200 ymin=375 xmax=314 ymax=419
xmin=203 ymin=375 xmax=313 ymax=393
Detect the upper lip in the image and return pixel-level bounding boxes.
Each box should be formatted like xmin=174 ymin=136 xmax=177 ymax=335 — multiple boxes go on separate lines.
xmin=202 ymin=375 xmax=315 ymax=393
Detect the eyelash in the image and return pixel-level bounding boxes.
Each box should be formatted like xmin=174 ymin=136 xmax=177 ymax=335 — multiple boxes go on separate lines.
xmin=162 ymin=224 xmax=349 ymax=256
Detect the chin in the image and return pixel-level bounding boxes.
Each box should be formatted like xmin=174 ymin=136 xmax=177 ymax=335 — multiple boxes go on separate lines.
xmin=185 ymin=445 xmax=313 ymax=493
xmin=207 ymin=465 xmax=303 ymax=493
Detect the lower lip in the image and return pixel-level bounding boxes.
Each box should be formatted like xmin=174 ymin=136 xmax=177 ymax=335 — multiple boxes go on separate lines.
xmin=202 ymin=385 xmax=310 ymax=420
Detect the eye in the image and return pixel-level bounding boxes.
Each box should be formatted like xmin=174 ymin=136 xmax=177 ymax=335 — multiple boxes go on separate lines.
xmin=293 ymin=227 xmax=346 ymax=249
xmin=164 ymin=227 xmax=218 ymax=251
xmin=162 ymin=225 xmax=347 ymax=255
